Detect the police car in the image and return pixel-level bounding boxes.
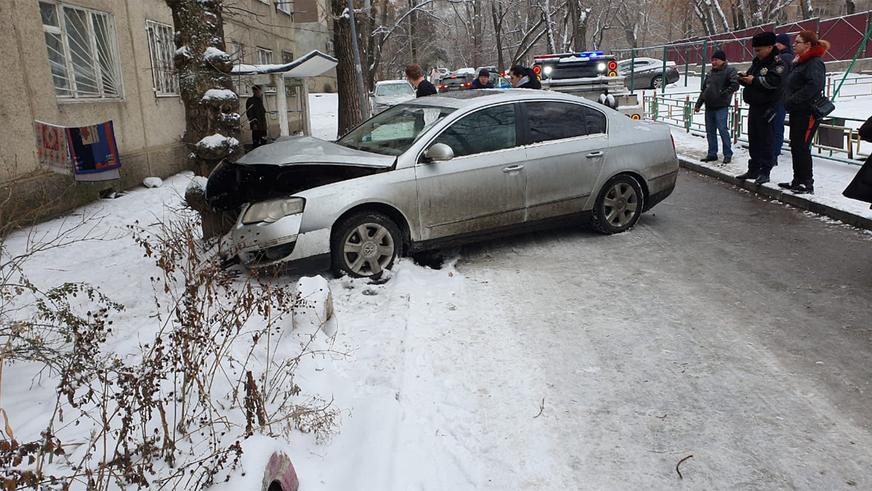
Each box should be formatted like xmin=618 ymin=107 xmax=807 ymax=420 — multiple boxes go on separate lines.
xmin=533 ymin=51 xmax=620 ymax=81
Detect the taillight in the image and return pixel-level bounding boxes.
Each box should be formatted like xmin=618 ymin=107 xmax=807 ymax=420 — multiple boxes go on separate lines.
xmin=607 ymin=60 xmax=618 ymax=71
xmin=463 ymin=82 xmax=471 ymax=87
xmin=533 ymin=65 xmax=542 ymax=75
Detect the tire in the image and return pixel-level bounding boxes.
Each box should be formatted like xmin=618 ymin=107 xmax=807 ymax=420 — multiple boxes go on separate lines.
xmin=590 ymin=175 xmax=645 ymax=234
xmin=651 ymin=75 xmax=663 ymax=89
xmin=331 ymin=212 xmax=402 ymax=278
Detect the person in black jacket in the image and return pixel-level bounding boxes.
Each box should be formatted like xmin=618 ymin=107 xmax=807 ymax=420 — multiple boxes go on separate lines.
xmin=844 ymin=116 xmax=872 ymax=208
xmin=471 ymin=69 xmax=494 ymax=89
xmin=778 ymin=31 xmax=829 ymax=194
xmin=509 ymin=65 xmax=541 ymax=89
xmin=245 ymin=85 xmax=268 ymax=148
xmin=736 ymin=32 xmax=786 ymax=185
xmin=694 ymin=50 xmax=739 ymax=164
xmin=405 ymin=64 xmax=437 ymax=97
xmin=771 ymin=33 xmax=795 ymax=166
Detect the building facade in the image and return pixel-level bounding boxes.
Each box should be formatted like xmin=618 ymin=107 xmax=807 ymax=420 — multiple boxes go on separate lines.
xmin=0 ymin=0 xmax=333 ymax=225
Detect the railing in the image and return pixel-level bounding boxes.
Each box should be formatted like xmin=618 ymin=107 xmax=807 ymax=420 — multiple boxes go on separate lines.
xmin=642 ymin=91 xmax=868 ymax=165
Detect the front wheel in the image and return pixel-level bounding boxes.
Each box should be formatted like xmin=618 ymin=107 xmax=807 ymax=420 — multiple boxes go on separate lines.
xmin=590 ymin=175 xmax=645 ymax=234
xmin=331 ymin=212 xmax=401 ymax=278
xmin=651 ymin=75 xmax=663 ymax=89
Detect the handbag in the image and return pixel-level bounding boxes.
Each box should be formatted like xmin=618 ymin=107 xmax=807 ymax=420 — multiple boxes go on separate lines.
xmin=811 ymin=93 xmax=835 ymax=119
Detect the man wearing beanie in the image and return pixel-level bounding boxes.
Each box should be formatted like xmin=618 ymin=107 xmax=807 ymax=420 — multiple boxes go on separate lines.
xmin=694 ymin=50 xmax=739 ymax=164
xmin=736 ymin=31 xmax=786 ymax=185
xmin=771 ymin=33 xmax=795 ymax=166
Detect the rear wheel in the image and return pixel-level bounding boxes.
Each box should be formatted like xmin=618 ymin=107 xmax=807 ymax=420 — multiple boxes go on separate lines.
xmin=331 ymin=212 xmax=401 ymax=278
xmin=651 ymin=75 xmax=663 ymax=89
xmin=590 ymin=175 xmax=645 ymax=234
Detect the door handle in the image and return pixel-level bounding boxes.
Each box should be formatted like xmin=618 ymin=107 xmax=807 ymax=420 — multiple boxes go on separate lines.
xmin=586 ymin=151 xmax=604 ymax=158
xmin=502 ymin=164 xmax=524 ymax=173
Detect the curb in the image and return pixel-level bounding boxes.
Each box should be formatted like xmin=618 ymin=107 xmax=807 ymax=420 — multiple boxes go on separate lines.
xmin=677 ymin=155 xmax=872 ymax=232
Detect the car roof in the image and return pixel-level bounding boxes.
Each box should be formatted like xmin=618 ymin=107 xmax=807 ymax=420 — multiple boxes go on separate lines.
xmin=407 ymin=89 xmax=603 ymax=109
xmin=376 ymin=79 xmax=411 ymax=85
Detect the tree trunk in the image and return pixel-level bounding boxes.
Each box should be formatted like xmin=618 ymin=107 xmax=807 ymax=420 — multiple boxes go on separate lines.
xmin=166 ymin=0 xmax=240 ymax=175
xmin=166 ymin=0 xmax=241 ymax=239
xmin=332 ymin=0 xmax=365 ymax=136
xmin=492 ymin=2 xmax=506 ymax=71
xmin=846 ymin=0 xmax=855 ymax=15
xmin=473 ymin=0 xmax=483 ymax=67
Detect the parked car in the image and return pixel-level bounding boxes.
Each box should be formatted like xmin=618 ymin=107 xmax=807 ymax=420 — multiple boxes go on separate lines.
xmin=206 ymin=90 xmax=679 ymax=278
xmin=617 ymin=57 xmax=680 ymax=89
xmin=370 ymin=80 xmax=416 ymax=114
xmin=438 ymin=71 xmax=475 ymax=92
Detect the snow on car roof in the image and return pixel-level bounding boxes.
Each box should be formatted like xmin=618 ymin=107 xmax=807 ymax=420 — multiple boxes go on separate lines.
xmin=376 ymin=79 xmax=411 ymax=85
xmin=409 ymin=89 xmax=585 ymax=108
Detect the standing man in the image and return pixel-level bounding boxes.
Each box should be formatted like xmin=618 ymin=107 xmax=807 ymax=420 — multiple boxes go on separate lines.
xmin=771 ymin=33 xmax=795 ymax=166
xmin=472 ymin=69 xmax=494 ymax=88
xmin=736 ymin=32 xmax=786 ymax=185
xmin=246 ymin=85 xmax=267 ymax=148
xmin=694 ymin=50 xmax=739 ymax=164
xmin=406 ymin=64 xmax=437 ymax=97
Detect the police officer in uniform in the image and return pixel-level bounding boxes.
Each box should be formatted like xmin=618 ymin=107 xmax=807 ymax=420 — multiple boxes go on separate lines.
xmin=736 ymin=32 xmax=786 ymax=185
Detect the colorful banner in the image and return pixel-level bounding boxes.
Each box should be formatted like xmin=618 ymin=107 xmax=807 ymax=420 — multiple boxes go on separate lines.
xmin=34 ymin=120 xmax=121 ymax=182
xmin=34 ymin=120 xmax=73 ymax=175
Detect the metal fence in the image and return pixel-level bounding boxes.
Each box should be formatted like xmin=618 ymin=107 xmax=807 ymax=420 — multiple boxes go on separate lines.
xmin=641 ymin=90 xmax=869 ymax=165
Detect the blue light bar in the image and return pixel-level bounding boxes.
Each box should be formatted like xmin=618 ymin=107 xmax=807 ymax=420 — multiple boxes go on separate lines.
xmin=578 ymin=51 xmax=605 ymax=58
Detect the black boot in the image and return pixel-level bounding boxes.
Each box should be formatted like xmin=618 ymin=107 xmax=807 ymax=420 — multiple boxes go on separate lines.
xmin=778 ymin=181 xmax=796 ymax=189
xmin=754 ymin=174 xmax=770 ymax=185
xmin=736 ymin=172 xmax=758 ymax=180
xmin=700 ymin=155 xmax=718 ymax=162
xmin=792 ymin=183 xmax=814 ymax=194
xmin=723 ymin=156 xmax=732 ymax=164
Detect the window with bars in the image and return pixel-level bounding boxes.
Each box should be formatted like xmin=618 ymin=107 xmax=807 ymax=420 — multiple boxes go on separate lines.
xmin=256 ymin=47 xmax=273 ymax=65
xmin=39 ymin=1 xmax=123 ymax=99
xmin=145 ymin=20 xmax=178 ymax=96
xmin=276 ymin=0 xmax=293 ymax=15
xmin=282 ymin=50 xmax=294 ymax=64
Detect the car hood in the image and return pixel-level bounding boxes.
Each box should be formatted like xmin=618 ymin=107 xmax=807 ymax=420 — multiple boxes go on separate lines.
xmin=235 ymin=135 xmax=395 ymax=168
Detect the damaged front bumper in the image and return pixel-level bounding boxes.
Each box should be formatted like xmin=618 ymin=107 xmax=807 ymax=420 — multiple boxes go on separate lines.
xmin=230 ymin=211 xmax=331 ymax=269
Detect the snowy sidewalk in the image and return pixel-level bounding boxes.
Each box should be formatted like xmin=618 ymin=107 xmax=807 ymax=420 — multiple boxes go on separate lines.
xmin=671 ymin=129 xmax=872 ymax=230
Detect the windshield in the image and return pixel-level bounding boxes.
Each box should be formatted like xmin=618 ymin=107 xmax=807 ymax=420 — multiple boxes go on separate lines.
xmin=337 ymin=104 xmax=457 ymax=156
xmin=376 ymin=83 xmax=414 ymax=97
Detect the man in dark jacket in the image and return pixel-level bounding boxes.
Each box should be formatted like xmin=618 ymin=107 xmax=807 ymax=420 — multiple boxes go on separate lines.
xmin=245 ymin=85 xmax=267 ymax=148
xmin=771 ymin=33 xmax=795 ymax=166
xmin=736 ymin=31 xmax=786 ymax=185
xmin=471 ymin=69 xmax=494 ymax=89
xmin=405 ymin=64 xmax=438 ymax=97
xmin=844 ymin=116 xmax=872 ymax=208
xmin=509 ymin=65 xmax=541 ymax=89
xmin=694 ymin=50 xmax=739 ymax=163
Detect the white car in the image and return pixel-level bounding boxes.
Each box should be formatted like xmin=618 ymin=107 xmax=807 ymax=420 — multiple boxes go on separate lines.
xmin=206 ymin=90 xmax=678 ymax=278
xmin=370 ymin=80 xmax=416 ymax=114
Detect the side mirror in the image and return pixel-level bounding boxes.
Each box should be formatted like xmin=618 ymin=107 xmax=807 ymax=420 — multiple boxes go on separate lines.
xmin=423 ymin=143 xmax=455 ymax=162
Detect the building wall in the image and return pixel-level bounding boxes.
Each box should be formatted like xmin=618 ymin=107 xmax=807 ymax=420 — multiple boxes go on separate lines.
xmin=295 ymin=0 xmax=337 ymax=93
xmin=0 ymin=0 xmax=187 ymax=224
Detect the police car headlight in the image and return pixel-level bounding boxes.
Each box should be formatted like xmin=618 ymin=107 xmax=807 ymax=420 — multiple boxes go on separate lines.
xmin=242 ymin=198 xmax=305 ymax=225
xmin=543 ymin=66 xmax=553 ymax=76
xmin=597 ymin=62 xmax=606 ymax=72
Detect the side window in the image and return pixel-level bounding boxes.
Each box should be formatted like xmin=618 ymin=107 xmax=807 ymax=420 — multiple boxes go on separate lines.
xmin=434 ymin=105 xmax=516 ymax=157
xmin=525 ymin=102 xmax=607 ymax=143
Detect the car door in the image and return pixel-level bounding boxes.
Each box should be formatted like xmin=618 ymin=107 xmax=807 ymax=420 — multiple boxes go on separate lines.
xmin=415 ymin=103 xmax=527 ymax=240
xmin=520 ymin=100 xmax=609 ymax=221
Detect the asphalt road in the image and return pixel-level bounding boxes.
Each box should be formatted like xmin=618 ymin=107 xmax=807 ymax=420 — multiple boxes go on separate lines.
xmin=445 ymin=169 xmax=872 ymax=489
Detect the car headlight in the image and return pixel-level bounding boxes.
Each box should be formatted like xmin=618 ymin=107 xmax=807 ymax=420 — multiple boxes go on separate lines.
xmin=242 ymin=198 xmax=305 ymax=225
xmin=597 ymin=62 xmax=606 ymax=72
xmin=543 ymin=66 xmax=553 ymax=76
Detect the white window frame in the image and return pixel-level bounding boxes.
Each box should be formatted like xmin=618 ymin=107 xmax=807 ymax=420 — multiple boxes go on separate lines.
xmin=145 ymin=20 xmax=178 ymax=97
xmin=276 ymin=0 xmax=293 ymax=16
xmin=39 ymin=1 xmax=124 ymax=100
xmin=256 ymin=47 xmax=273 ymax=65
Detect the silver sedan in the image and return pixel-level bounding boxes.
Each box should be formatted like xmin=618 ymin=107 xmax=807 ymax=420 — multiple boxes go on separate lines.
xmin=206 ymin=90 xmax=679 ymax=277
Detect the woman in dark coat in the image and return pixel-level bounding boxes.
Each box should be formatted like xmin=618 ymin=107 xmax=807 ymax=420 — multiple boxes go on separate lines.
xmin=509 ymin=65 xmax=541 ymax=89
xmin=844 ymin=116 xmax=872 ymax=209
xmin=779 ymin=31 xmax=830 ymax=194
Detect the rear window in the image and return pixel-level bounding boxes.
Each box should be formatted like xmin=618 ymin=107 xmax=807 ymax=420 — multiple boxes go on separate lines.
xmin=524 ymin=102 xmax=606 ymax=143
